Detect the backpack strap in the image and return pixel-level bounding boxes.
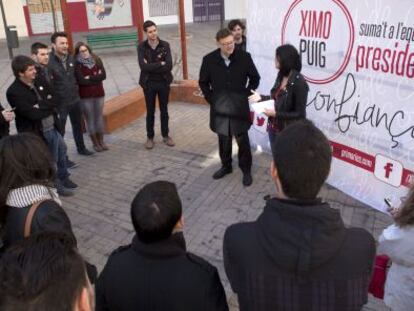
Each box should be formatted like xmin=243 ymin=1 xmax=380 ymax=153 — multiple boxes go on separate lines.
xmin=24 ymin=201 xmax=45 ymax=238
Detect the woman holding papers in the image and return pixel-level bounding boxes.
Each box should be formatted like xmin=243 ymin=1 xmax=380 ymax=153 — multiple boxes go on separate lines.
xmin=249 ymin=44 xmax=309 ymax=149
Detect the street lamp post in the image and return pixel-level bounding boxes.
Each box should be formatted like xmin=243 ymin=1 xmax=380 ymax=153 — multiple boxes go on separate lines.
xmin=0 ymin=0 xmax=13 ymax=59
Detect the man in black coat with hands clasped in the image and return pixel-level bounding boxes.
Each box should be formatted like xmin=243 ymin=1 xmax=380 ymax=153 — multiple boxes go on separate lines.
xmin=96 ymin=181 xmax=228 ymax=311
xmin=199 ymin=28 xmax=260 ymax=186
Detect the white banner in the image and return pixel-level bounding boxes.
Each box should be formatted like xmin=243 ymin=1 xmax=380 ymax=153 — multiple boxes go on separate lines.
xmin=247 ymin=0 xmax=414 ymax=212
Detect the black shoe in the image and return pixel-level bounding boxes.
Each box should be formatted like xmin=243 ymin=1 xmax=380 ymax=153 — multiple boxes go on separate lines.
xmin=56 ymin=183 xmax=74 ymax=197
xmin=78 ymin=148 xmax=94 ymax=156
xmin=61 ymin=177 xmax=78 ymax=189
xmin=212 ymin=166 xmax=232 ymax=180
xmin=242 ymin=173 xmax=253 ymax=187
xmin=66 ymin=159 xmax=79 ymax=169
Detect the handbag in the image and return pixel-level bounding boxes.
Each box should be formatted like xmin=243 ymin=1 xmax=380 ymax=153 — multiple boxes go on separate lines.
xmin=23 ymin=200 xmax=99 ymax=284
xmin=368 ymin=255 xmax=390 ymax=299
xmin=24 ymin=200 xmax=45 ymax=238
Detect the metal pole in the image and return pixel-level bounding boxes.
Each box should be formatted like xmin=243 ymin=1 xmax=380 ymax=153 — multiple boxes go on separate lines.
xmin=59 ymin=0 xmax=74 ymax=52
xmin=178 ymin=0 xmax=188 ymax=80
xmin=220 ymin=0 xmax=225 ymax=29
xmin=135 ymin=0 xmax=144 ymax=43
xmin=50 ymin=0 xmax=57 ymax=32
xmin=0 ymin=0 xmax=12 ymax=59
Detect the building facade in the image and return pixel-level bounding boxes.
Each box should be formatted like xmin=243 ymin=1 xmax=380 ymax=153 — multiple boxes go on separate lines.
xmin=0 ymin=0 xmax=246 ymax=39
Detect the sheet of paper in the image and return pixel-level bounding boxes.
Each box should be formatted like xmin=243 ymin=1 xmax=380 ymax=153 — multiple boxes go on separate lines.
xmin=249 ymin=100 xmax=274 ymax=114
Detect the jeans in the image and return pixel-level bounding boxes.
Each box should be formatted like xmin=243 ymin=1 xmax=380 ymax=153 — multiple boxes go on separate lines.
xmin=80 ymin=97 xmax=105 ymax=135
xmin=218 ymin=132 xmax=252 ymax=173
xmin=43 ymin=128 xmax=69 ymax=181
xmin=143 ymin=81 xmax=170 ymax=139
xmin=59 ymin=101 xmax=86 ymax=152
xmin=268 ymin=130 xmax=277 ymax=155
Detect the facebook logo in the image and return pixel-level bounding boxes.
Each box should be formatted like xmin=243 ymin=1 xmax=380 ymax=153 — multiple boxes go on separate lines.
xmin=383 ymin=163 xmax=393 ymax=179
xmin=374 ymin=154 xmax=403 ymax=187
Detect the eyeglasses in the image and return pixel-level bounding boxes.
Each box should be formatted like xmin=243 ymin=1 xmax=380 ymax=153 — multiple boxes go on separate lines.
xmin=79 ymin=49 xmax=89 ymax=53
xmin=220 ymin=41 xmax=235 ymax=47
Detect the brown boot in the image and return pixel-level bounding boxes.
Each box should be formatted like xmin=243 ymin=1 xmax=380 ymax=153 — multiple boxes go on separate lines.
xmin=90 ymin=134 xmax=103 ymax=152
xmin=97 ymin=133 xmax=109 ymax=151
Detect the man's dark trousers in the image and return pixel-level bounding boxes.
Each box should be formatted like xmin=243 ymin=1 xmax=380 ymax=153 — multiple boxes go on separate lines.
xmin=219 ymin=132 xmax=252 ymax=173
xmin=59 ymin=101 xmax=87 ymax=152
xmin=144 ymin=81 xmax=170 ymax=139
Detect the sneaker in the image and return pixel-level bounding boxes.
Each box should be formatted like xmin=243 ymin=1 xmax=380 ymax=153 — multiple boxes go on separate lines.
xmin=145 ymin=139 xmax=154 ymax=150
xmin=66 ymin=159 xmax=79 ymax=169
xmin=163 ymin=136 xmax=175 ymax=147
xmin=78 ymin=148 xmax=94 ymax=156
xmin=212 ymin=166 xmax=233 ymax=180
xmin=242 ymin=173 xmax=253 ymax=187
xmin=61 ymin=177 xmax=78 ymax=189
xmin=56 ymin=183 xmax=74 ymax=197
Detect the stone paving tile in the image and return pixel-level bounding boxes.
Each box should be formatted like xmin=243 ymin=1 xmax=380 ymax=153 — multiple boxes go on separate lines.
xmin=58 ymin=102 xmax=391 ymax=310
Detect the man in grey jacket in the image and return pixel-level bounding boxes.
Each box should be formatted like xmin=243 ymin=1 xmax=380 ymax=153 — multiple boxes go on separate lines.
xmin=48 ymin=32 xmax=93 ymax=159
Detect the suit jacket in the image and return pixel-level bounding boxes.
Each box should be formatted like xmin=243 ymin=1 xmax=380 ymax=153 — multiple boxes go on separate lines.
xmin=47 ymin=52 xmax=80 ymax=108
xmin=223 ymin=198 xmax=376 ymax=311
xmin=34 ymin=64 xmax=63 ymax=134
xmin=6 ymin=79 xmax=54 ymax=136
xmin=96 ymin=232 xmax=229 ymax=311
xmin=137 ymin=39 xmax=173 ymax=88
xmin=262 ymin=70 xmax=309 ymax=131
xmin=199 ymin=48 xmax=260 ymax=136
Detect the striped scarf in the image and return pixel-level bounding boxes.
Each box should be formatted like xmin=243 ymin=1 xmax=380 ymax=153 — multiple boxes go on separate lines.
xmin=6 ymin=185 xmax=61 ymax=208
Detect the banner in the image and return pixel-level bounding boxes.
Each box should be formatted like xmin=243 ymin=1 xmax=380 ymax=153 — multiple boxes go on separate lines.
xmin=247 ymin=0 xmax=414 ymax=212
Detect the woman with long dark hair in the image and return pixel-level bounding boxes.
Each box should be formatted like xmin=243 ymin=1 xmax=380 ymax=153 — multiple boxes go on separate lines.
xmin=0 ymin=133 xmax=97 ymax=281
xmin=0 ymin=133 xmax=75 ymax=249
xmin=249 ymin=44 xmax=309 ymax=148
xmin=74 ymin=42 xmax=108 ymax=152
xmin=379 ymin=188 xmax=414 ymax=311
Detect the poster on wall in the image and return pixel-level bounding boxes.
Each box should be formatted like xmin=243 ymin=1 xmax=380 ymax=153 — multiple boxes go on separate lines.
xmin=85 ymin=0 xmax=132 ymax=29
xmin=247 ymin=0 xmax=414 ymax=212
xmin=24 ymin=0 xmax=63 ymax=35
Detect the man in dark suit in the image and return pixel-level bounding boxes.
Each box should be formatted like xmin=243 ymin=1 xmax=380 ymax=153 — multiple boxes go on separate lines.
xmin=6 ymin=55 xmax=77 ymax=196
xmin=96 ymin=181 xmax=228 ymax=311
xmin=223 ymin=120 xmax=376 ymax=311
xmin=199 ymin=28 xmax=260 ymax=186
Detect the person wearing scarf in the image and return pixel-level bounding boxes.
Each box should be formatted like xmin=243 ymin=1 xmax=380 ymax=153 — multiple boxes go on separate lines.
xmin=74 ymin=42 xmax=108 ymax=152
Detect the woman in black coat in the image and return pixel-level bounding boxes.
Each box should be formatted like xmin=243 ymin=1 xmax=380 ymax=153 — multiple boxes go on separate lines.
xmin=249 ymin=44 xmax=309 ymax=148
xmin=0 ymin=133 xmax=75 ymax=249
xmin=0 ymin=134 xmax=97 ymax=281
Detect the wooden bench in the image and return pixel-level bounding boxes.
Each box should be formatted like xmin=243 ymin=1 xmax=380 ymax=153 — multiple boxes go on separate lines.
xmin=103 ymin=80 xmax=207 ymax=133
xmin=86 ymin=32 xmax=138 ymax=50
xmin=103 ymin=88 xmax=146 ymax=133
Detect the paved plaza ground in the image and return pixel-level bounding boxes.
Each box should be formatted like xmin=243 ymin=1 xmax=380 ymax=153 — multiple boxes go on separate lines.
xmin=0 ymin=22 xmax=391 ymax=310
